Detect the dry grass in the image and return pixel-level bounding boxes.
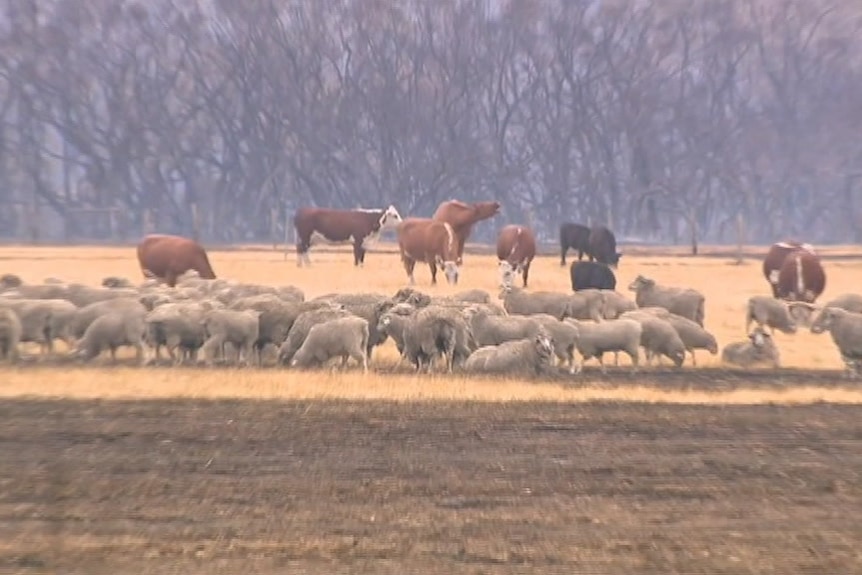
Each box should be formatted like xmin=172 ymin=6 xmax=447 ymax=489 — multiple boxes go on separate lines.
xmin=2 ymin=243 xmax=862 ymax=404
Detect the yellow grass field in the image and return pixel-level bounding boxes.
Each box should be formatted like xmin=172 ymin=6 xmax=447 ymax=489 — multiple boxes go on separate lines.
xmin=2 ymin=242 xmax=862 ymax=404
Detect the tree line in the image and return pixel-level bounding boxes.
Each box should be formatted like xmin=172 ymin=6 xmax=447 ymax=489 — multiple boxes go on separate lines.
xmin=0 ymin=0 xmax=860 ymax=247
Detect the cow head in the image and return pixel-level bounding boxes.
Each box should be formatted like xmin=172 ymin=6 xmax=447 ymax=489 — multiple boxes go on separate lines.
xmin=609 ymin=252 xmax=622 ymax=268
xmin=378 ymin=205 xmax=403 ymax=230
xmin=442 ymin=260 xmax=460 ymax=285
xmin=474 ymin=201 xmax=502 ymax=221
xmin=498 ymin=260 xmax=517 ymax=290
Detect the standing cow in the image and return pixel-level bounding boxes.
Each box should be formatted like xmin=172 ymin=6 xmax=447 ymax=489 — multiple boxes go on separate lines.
xmin=294 ymin=205 xmax=402 ymax=267
xmin=397 ymin=218 xmax=461 ymax=285
xmin=587 ymin=226 xmax=621 ymax=267
xmin=570 ymin=261 xmax=616 ymax=291
xmin=496 ymin=225 xmax=537 ymax=289
xmin=776 ymin=250 xmax=826 ymax=303
xmin=559 ymin=222 xmax=591 ymax=267
xmin=136 ymin=234 xmax=216 ymax=287
xmin=431 ymin=200 xmax=501 ymax=265
xmin=762 ymin=241 xmax=817 ymax=298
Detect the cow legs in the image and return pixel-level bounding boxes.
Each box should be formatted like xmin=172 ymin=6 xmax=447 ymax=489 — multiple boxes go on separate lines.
xmin=402 ymin=257 xmax=417 ymax=285
xmin=353 ymin=242 xmax=366 ymax=267
xmin=428 ymin=261 xmax=438 ymax=285
xmin=560 ymin=245 xmax=568 ymax=267
xmin=296 ymin=236 xmax=312 ymax=267
xmin=521 ymin=263 xmax=531 ymax=287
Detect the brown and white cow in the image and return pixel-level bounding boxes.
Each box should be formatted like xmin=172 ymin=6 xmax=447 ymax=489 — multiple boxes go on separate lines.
xmin=762 ymin=241 xmax=817 ymax=298
xmin=396 ymin=218 xmax=460 ymax=285
xmin=431 ymin=199 xmax=501 ymax=265
xmin=294 ymin=205 xmax=402 ymax=267
xmin=496 ymin=224 xmax=536 ymax=289
xmin=776 ymin=250 xmax=826 ymax=304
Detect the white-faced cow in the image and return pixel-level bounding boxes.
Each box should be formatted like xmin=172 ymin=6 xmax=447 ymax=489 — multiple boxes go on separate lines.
xmin=294 ymin=205 xmax=403 ymax=267
xmin=496 ymin=224 xmax=537 ymax=289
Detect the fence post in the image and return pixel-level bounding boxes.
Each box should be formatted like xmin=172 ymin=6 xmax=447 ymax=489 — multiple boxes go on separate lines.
xmin=190 ymin=203 xmax=200 ymax=242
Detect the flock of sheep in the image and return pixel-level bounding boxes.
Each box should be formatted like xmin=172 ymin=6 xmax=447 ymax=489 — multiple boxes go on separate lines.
xmin=2 ymin=264 xmax=859 ymax=379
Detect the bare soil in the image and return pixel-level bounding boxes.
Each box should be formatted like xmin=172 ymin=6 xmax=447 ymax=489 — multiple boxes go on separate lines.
xmin=1 ymin=396 xmax=860 ymax=574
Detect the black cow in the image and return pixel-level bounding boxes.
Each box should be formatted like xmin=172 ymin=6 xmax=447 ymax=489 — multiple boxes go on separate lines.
xmin=559 ymin=222 xmax=591 ymax=267
xmin=570 ymin=261 xmax=616 ymax=291
xmin=587 ymin=226 xmax=621 ymax=267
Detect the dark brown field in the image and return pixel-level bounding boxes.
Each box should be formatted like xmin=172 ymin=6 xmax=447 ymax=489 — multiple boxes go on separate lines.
xmin=1 ymin=396 xmax=861 ymax=574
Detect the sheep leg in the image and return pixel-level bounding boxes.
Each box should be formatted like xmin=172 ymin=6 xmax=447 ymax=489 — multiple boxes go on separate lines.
xmin=403 ymin=257 xmax=417 ymax=285
xmin=613 ymin=351 xmax=620 ymax=366
xmin=629 ymin=349 xmax=640 ymax=373
xmin=109 ymin=346 xmax=118 ymax=364
xmin=690 ymin=349 xmax=697 ymax=367
xmin=596 ymin=353 xmax=607 ymax=374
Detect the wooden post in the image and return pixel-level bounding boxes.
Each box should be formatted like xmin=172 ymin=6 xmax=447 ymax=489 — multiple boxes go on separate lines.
xmin=190 ymin=202 xmax=200 ymax=241
xmin=735 ymin=213 xmax=745 ymax=265
xmin=271 ymin=206 xmax=278 ymax=251
xmin=284 ymin=209 xmax=291 ymax=261
xmin=143 ymin=209 xmax=153 ymax=236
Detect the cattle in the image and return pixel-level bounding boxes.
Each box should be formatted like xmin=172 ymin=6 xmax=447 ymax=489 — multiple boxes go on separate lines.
xmin=136 ymin=234 xmax=216 ymax=288
xmin=496 ymin=224 xmax=536 ymax=289
xmin=762 ymin=241 xmax=816 ymax=298
xmin=293 ymin=205 xmax=402 ymax=267
xmin=559 ymin=222 xmax=591 ymax=267
xmin=396 ymin=218 xmax=461 ymax=286
xmin=431 ymin=199 xmax=501 ymax=265
xmin=587 ymin=225 xmax=621 ymax=267
xmin=570 ymin=261 xmax=616 ymax=291
xmin=776 ymin=250 xmax=826 ymax=303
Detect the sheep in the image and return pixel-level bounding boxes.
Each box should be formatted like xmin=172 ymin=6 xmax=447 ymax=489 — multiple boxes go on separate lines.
xmin=808 ymin=306 xmax=862 ymax=378
xmin=721 ymin=327 xmax=780 ymax=369
xmin=73 ymin=310 xmax=148 ymax=365
xmin=566 ymin=318 xmax=642 ymax=373
xmin=498 ymin=286 xmax=572 ymax=320
xmin=463 ymin=330 xmax=556 ymax=377
xmin=745 ymin=295 xmax=798 ymax=335
xmin=402 ymin=305 xmax=475 ymax=373
xmin=789 ymin=293 xmax=862 ymax=329
xmin=144 ymin=302 xmax=212 ymax=365
xmin=0 ymin=283 xmax=69 ymax=301
xmin=597 ymin=290 xmax=638 ymax=319
xmin=278 ymin=307 xmax=353 ymax=365
xmin=628 ymin=275 xmax=706 ymax=326
xmin=69 ymin=298 xmax=147 ymax=342
xmin=393 ymin=287 xmax=495 ymax=309
xmin=462 ymin=305 xmax=543 ymax=347
xmin=313 ymin=292 xmax=390 ymax=306
xmin=102 ymin=276 xmax=134 ymax=289
xmin=620 ymin=310 xmax=686 ymax=367
xmin=0 ymin=273 xmax=23 ymax=289
xmin=377 ymin=303 xmax=418 ymax=357
xmin=290 ymin=316 xmax=370 ymax=372
xmin=663 ymin=313 xmax=718 ymax=366
xmin=214 ymin=283 xmax=304 ymax=306
xmin=0 ymin=307 xmax=22 ymax=363
xmin=565 ymin=290 xmax=606 ymax=322
xmin=0 ymin=297 xmax=78 ymax=355
xmin=200 ymin=309 xmax=262 ymax=366
xmin=63 ymin=284 xmax=140 ymax=308
xmin=528 ymin=313 xmax=581 ymax=374
xmin=334 ymin=299 xmax=396 ymax=359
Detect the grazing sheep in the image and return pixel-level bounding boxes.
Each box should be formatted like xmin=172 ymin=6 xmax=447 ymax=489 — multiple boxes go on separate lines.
xmin=566 ymin=290 xmax=606 ymax=322
xmin=808 ymin=306 xmax=862 ymax=378
xmin=628 ymin=275 xmax=706 ymax=326
xmin=498 ymin=286 xmax=572 ymax=320
xmin=63 ymin=284 xmax=140 ymax=308
xmin=201 ymin=309 xmax=262 ymax=366
xmin=377 ymin=303 xmax=418 ymax=357
xmin=0 ymin=297 xmax=78 ymax=355
xmin=462 ymin=305 xmax=543 ymax=347
xmin=0 ymin=307 xmax=22 ymax=363
xmin=0 ymin=274 xmax=23 ymax=289
xmin=597 ymin=290 xmax=638 ymax=319
xmin=567 ymin=318 xmax=642 ymax=373
xmin=69 ymin=298 xmax=147 ymax=341
xmin=745 ymin=295 xmax=798 ymax=335
xmin=620 ymin=311 xmax=686 ymax=367
xmin=721 ymin=328 xmax=780 ymax=369
xmin=102 ymin=276 xmax=134 ymax=289
xmin=1 ymin=283 xmax=69 ymax=301
xmin=144 ymin=302 xmax=212 ymax=365
xmin=402 ymin=305 xmax=475 ymax=373
xmin=528 ymin=313 xmax=581 ymax=374
xmin=663 ymin=313 xmax=718 ymax=366
xmin=463 ymin=330 xmax=556 ymax=377
xmin=313 ymin=292 xmax=390 ymax=306
xmin=393 ymin=287 xmax=494 ymax=309
xmin=290 ymin=316 xmax=370 ymax=372
xmin=74 ymin=310 xmax=148 ymax=364
xmin=214 ymin=283 xmax=305 ymax=306
xmin=278 ymin=307 xmax=352 ymax=365
xmin=336 ymin=299 xmax=396 ymax=359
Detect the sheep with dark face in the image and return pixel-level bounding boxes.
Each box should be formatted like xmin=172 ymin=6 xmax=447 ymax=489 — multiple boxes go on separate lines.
xmin=463 ymin=330 xmax=555 ymax=377
xmin=290 ymin=316 xmax=370 ymax=372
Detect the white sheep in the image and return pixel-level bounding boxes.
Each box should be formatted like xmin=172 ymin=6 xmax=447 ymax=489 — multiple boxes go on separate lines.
xmin=291 ymin=316 xmax=370 ymax=372
xmin=628 ymin=275 xmax=705 ymax=326
xmin=463 ymin=330 xmax=555 ymax=377
xmin=0 ymin=307 xmax=22 ymax=363
xmin=566 ymin=318 xmax=642 ymax=373
xmin=721 ymin=327 xmax=780 ymax=369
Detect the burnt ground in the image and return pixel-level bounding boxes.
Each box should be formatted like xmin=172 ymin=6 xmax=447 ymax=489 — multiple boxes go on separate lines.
xmin=0 ymin=398 xmax=861 ymax=574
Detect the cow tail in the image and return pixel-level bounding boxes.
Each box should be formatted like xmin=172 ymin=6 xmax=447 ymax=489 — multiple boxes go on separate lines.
xmin=508 ymin=227 xmax=521 ymax=260
xmin=443 ymin=222 xmax=456 ymax=260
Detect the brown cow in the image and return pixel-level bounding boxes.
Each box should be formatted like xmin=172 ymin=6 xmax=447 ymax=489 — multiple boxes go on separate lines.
xmin=294 ymin=205 xmax=402 ymax=267
xmin=397 ymin=218 xmax=460 ymax=285
xmin=136 ymin=234 xmax=216 ymax=287
xmin=559 ymin=222 xmax=591 ymax=267
xmin=762 ymin=241 xmax=817 ymax=298
xmin=496 ymin=224 xmax=537 ymax=289
xmin=776 ymin=250 xmax=826 ymax=303
xmin=431 ymin=200 xmax=501 ymax=265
